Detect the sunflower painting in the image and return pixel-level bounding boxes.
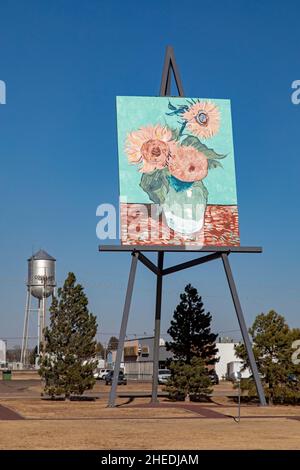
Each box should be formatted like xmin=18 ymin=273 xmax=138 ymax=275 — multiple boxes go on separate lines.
xmin=117 ymin=96 xmax=239 ymax=246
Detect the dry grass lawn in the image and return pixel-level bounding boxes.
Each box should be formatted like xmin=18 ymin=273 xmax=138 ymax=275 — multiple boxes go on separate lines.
xmin=0 ymin=397 xmax=300 ymax=450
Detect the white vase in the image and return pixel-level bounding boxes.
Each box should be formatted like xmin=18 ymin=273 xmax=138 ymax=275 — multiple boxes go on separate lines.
xmin=162 ymin=181 xmax=208 ymax=235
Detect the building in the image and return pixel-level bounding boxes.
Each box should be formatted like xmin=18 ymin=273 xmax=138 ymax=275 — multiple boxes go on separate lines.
xmin=106 ymin=336 xmax=250 ymax=381
xmin=107 ymin=337 xmax=172 ymax=380
xmin=0 ymin=339 xmax=7 ymax=368
xmin=215 ymin=341 xmax=250 ymax=380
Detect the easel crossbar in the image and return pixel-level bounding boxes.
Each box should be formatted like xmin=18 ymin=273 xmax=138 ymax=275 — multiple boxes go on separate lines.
xmin=134 ymin=251 xmax=222 ymax=276
xmin=99 ymin=245 xmax=262 ymax=253
xmin=162 ymin=252 xmax=222 ymax=276
xmin=136 ymin=252 xmax=160 ymax=275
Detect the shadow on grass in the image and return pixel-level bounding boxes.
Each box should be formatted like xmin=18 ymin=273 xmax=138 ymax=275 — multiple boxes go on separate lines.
xmin=41 ymin=396 xmax=97 ymax=402
xmin=116 ymin=396 xmax=135 ymax=407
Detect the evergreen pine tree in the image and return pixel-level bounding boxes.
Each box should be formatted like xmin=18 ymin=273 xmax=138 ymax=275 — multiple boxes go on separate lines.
xmin=39 ymin=272 xmax=98 ymax=399
xmin=166 ymin=284 xmax=218 ymax=365
xmin=164 ymin=357 xmax=212 ymax=401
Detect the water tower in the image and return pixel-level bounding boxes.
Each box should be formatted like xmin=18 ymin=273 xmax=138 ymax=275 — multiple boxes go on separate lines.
xmin=21 ymin=250 xmax=56 ymax=366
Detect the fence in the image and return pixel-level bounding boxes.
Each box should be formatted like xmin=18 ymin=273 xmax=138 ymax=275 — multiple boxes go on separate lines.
xmin=124 ymin=361 xmax=153 ymax=381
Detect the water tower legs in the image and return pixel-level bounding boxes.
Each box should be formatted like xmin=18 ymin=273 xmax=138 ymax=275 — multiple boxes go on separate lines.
xmin=38 ymin=296 xmax=46 ymax=354
xmin=21 ymin=289 xmax=31 ymax=366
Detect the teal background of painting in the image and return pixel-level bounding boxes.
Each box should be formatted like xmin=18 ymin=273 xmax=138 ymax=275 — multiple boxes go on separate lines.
xmin=117 ymin=96 xmax=237 ymax=205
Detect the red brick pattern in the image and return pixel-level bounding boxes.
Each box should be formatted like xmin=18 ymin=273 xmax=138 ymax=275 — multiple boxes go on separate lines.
xmin=120 ymin=203 xmax=240 ymax=246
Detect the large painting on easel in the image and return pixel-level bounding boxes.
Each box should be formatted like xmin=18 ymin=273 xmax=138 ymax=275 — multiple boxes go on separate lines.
xmin=117 ymin=96 xmax=239 ymax=246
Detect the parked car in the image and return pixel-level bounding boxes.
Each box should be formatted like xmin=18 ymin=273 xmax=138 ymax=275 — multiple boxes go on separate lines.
xmin=158 ymin=369 xmax=171 ymax=384
xmin=94 ymin=368 xmax=111 ymax=380
xmin=208 ymin=369 xmax=219 ymax=385
xmin=288 ymin=373 xmax=299 ymax=384
xmin=105 ymin=370 xmax=127 ymax=385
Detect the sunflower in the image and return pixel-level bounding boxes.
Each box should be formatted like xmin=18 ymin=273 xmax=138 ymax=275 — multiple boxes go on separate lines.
xmin=182 ymin=101 xmax=220 ymax=139
xmin=168 ymin=144 xmax=208 ymax=182
xmin=125 ymin=125 xmax=173 ymax=173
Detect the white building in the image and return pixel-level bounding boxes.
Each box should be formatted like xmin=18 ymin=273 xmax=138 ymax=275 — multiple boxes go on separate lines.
xmin=0 ymin=339 xmax=7 ymax=367
xmin=215 ymin=342 xmax=250 ymax=380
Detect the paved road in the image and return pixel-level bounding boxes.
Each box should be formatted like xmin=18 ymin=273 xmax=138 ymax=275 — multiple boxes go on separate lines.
xmin=0 ymin=404 xmax=24 ymax=420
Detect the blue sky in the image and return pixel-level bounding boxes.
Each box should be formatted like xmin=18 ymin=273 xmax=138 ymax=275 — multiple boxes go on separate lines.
xmin=0 ymin=0 xmax=299 ymax=348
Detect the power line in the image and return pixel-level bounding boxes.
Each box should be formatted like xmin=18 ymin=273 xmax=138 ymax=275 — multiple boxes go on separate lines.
xmin=2 ymin=329 xmax=241 ymax=341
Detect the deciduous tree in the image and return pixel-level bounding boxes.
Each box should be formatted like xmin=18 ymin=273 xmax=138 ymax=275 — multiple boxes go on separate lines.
xmin=107 ymin=336 xmax=119 ymax=352
xmin=235 ymin=310 xmax=300 ymax=404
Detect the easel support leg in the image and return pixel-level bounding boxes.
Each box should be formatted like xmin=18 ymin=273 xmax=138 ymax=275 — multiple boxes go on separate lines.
xmin=221 ymin=253 xmax=267 ymax=406
xmin=108 ymin=253 xmax=138 ymax=408
xmin=151 ymin=252 xmax=164 ymax=403
xmin=21 ymin=290 xmax=30 ymax=365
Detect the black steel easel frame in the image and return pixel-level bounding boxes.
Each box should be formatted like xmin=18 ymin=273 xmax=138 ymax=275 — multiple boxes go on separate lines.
xmin=101 ymin=46 xmax=267 ymax=407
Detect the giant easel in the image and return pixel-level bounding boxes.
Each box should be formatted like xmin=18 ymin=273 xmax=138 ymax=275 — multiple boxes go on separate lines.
xmin=100 ymin=46 xmax=267 ymax=407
